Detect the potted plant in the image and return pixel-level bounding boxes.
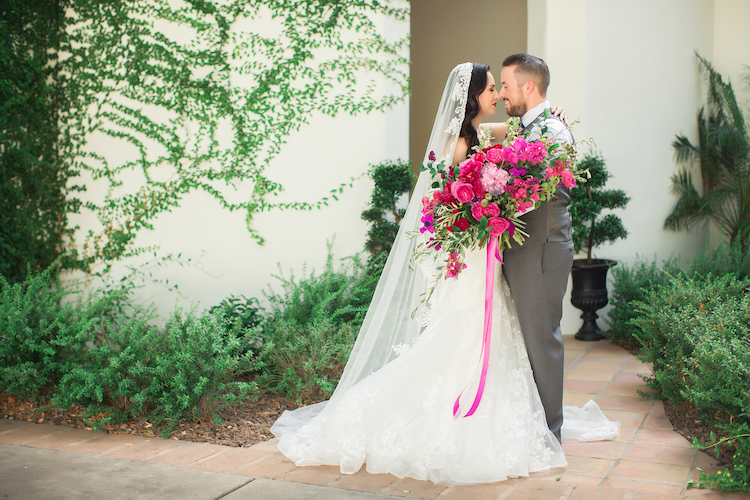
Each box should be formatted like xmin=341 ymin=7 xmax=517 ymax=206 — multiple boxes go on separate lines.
xmin=568 ymin=153 xmax=630 ymax=340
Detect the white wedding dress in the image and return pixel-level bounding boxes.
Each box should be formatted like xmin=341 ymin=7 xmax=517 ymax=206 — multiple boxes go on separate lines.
xmin=272 ymin=249 xmax=568 ymax=484
xmin=271 ymin=63 xmax=617 ymax=485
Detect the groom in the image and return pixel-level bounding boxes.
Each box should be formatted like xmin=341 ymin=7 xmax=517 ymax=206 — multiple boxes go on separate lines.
xmin=499 ymin=53 xmax=573 ymax=442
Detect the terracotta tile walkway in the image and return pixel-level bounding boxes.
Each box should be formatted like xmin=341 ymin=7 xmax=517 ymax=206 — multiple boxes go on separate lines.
xmin=2 ymin=337 xmax=750 ymax=499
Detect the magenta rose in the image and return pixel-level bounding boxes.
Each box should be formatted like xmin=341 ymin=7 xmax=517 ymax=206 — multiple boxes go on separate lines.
xmin=488 ymin=217 xmax=511 ymax=236
xmin=450 ymin=181 xmax=475 ymax=203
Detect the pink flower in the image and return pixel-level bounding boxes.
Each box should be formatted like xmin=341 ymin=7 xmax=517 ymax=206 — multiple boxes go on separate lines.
xmin=561 ymin=170 xmax=576 ymax=188
xmin=471 ymin=202 xmax=500 ymax=220
xmin=450 ymin=181 xmax=475 ymax=203
xmin=472 ymin=151 xmax=485 ymax=163
xmin=480 ymin=163 xmax=510 ymax=195
xmin=488 ymin=217 xmax=511 ymax=236
xmin=445 ymin=252 xmax=466 ymax=278
xmin=486 ymin=147 xmax=503 ymax=163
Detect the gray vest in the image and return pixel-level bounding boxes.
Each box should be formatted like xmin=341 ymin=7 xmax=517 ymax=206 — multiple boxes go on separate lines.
xmin=506 ymin=113 xmax=572 ymax=250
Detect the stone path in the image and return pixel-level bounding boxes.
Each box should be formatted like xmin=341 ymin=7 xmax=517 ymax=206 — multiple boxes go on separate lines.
xmin=2 ymin=337 xmax=749 ymax=499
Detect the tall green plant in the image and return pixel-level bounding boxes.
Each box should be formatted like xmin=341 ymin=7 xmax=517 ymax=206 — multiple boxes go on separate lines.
xmin=361 ymin=159 xmax=415 ymax=269
xmin=666 ymin=53 xmax=750 ymax=245
xmin=568 ymin=153 xmax=629 ymax=262
xmin=0 ymin=1 xmax=83 ymax=284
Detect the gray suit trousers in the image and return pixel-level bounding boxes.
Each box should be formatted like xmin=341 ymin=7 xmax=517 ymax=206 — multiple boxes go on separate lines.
xmin=502 ymin=240 xmax=573 ymax=442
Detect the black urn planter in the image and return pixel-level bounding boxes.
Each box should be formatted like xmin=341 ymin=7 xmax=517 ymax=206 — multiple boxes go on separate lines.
xmin=570 ymin=259 xmax=617 ymax=341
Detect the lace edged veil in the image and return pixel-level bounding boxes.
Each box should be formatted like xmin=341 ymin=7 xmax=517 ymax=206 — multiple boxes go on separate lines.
xmin=332 ymin=63 xmax=473 ymax=397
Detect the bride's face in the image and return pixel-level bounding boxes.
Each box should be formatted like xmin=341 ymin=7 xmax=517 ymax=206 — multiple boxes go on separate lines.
xmin=477 ymin=72 xmax=499 ymax=117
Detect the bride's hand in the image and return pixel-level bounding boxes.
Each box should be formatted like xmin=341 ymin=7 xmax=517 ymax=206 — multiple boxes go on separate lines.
xmin=550 ymin=105 xmax=569 ymax=126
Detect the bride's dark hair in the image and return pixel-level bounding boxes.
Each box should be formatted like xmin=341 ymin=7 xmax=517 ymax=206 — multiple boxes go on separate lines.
xmin=459 ymin=63 xmax=490 ymax=154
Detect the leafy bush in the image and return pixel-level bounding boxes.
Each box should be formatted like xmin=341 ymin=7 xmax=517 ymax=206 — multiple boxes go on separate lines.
xmin=0 ymin=265 xmax=94 ymax=399
xmin=605 ymin=256 xmax=675 ymax=348
xmin=1 ymin=264 xmax=258 ymax=436
xmin=54 ymin=308 xmax=257 ymax=435
xmin=253 ymin=316 xmax=356 ymax=403
xmin=250 ymin=245 xmax=376 ymax=402
xmin=632 ymin=273 xmax=750 ymax=405
xmin=697 ymin=424 xmax=750 ymax=492
xmin=632 ymin=273 xmax=750 ymax=491
xmin=263 ymin=245 xmax=379 ymax=330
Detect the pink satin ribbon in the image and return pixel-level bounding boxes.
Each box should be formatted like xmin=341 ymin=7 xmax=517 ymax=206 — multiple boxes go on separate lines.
xmin=453 ymin=236 xmax=503 ymax=418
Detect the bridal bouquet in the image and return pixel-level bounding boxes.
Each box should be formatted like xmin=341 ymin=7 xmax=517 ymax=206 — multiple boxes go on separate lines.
xmin=413 ymin=118 xmax=585 ymax=283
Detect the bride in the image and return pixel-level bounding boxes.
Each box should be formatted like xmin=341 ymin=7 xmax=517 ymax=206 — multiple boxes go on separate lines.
xmin=271 ymin=62 xmax=617 ymax=485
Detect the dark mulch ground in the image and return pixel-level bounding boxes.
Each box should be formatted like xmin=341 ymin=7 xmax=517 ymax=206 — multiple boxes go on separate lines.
xmin=0 ymin=392 xmax=304 ymax=448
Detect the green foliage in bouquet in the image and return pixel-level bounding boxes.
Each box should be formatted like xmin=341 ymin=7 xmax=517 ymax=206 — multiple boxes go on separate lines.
xmin=361 ymin=159 xmax=415 ymax=272
xmin=569 ymin=153 xmax=630 ymax=262
xmin=666 ymin=54 xmax=750 ymax=246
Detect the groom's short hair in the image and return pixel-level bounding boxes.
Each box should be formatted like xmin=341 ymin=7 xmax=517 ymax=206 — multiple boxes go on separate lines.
xmin=502 ymin=54 xmax=550 ymax=97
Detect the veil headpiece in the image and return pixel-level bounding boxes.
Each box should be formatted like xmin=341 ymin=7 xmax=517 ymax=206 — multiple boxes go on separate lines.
xmin=333 ymin=63 xmax=474 ymax=396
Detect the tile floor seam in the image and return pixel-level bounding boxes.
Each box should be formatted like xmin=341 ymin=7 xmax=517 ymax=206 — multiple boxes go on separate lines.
xmin=679 ymin=446 xmax=705 ymax=495
xmin=557 ymin=484 xmax=576 ymax=499
xmin=210 ymin=477 xmax=256 ymax=500
xmin=592 ymin=353 xmax=633 ymax=403
xmin=562 ymin=342 xmax=595 ymax=374
xmin=593 ymin=376 xmax=656 ymax=488
xmin=496 ymin=482 xmax=516 ymax=499
xmin=185 ymin=447 xmax=235 ymax=468
xmin=143 ymin=441 xmax=191 ymax=462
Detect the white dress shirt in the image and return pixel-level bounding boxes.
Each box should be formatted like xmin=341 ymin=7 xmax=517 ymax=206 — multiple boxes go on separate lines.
xmin=521 ymin=100 xmax=573 ymax=145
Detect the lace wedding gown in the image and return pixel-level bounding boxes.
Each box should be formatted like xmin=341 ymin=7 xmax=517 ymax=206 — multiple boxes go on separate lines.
xmin=272 ymin=248 xmax=570 ymax=484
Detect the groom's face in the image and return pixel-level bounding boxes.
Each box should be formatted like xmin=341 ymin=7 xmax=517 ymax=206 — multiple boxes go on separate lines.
xmin=499 ymin=65 xmax=527 ymax=117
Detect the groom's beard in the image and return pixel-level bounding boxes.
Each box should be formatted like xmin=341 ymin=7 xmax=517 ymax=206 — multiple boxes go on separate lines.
xmin=505 ymin=101 xmax=527 ymax=117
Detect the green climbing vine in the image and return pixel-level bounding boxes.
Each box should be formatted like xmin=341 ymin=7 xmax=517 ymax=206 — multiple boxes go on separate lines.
xmin=3 ymin=0 xmax=409 ymax=276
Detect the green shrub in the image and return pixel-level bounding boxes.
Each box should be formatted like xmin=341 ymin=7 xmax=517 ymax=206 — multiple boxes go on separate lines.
xmin=253 ymin=316 xmax=356 ymax=403
xmin=361 ymin=159 xmax=415 ymax=273
xmin=54 ymin=308 xmax=258 ymax=436
xmin=0 ymin=265 xmax=94 ymax=399
xmin=687 ymin=240 xmax=750 ymax=280
xmin=263 ymin=245 xmax=378 ymax=330
xmin=632 ymin=273 xmax=750 ymax=405
xmin=697 ymin=424 xmax=750 ymax=492
xmin=606 ymin=256 xmax=675 ymax=348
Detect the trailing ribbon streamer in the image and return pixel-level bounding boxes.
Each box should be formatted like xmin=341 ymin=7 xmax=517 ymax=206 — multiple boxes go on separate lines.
xmin=453 ymin=236 xmax=503 ymax=418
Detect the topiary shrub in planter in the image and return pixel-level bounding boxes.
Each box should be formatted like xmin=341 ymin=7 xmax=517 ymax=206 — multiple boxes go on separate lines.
xmin=568 ymin=153 xmax=629 ymax=340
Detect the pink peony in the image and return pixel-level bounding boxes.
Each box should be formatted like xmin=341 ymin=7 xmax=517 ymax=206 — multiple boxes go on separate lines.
xmin=471 ymin=202 xmax=500 ymax=220
xmin=451 ymin=181 xmax=475 ymax=203
xmin=480 ymin=163 xmax=510 ymax=195
xmin=488 ymin=217 xmax=511 ymax=236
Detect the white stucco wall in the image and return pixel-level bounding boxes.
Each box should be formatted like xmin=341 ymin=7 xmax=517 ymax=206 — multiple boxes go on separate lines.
xmin=529 ymin=0 xmax=721 ymax=334
xmin=66 ymin=9 xmax=410 ymax=318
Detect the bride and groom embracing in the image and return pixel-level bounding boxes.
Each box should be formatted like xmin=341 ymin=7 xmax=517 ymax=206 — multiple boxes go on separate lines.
xmin=270 ymin=54 xmax=618 ymax=485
